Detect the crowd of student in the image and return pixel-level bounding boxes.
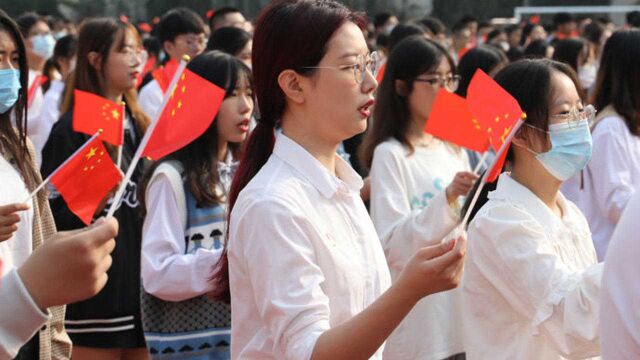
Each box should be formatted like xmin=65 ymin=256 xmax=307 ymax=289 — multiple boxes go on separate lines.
xmin=0 ymin=1 xmax=639 ymax=359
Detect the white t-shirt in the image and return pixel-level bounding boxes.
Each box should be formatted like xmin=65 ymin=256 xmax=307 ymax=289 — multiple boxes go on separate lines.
xmin=138 ymin=79 xmax=163 ymax=120
xmin=228 ymin=133 xmax=391 ymax=360
xmin=562 ymin=110 xmax=640 ymax=261
xmin=600 ymin=190 xmax=640 ymax=359
xmin=464 ymin=173 xmax=602 ymax=360
xmin=369 ymin=138 xmax=468 ymax=360
xmin=25 ymin=70 xmax=45 ymax=167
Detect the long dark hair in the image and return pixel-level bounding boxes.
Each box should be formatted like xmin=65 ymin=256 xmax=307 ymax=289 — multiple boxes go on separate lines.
xmin=456 ymin=45 xmax=507 ymax=97
xmin=592 ymin=30 xmax=640 ymax=137
xmin=139 ymin=51 xmax=252 ymax=213
xmin=461 ymin=58 xmax=581 ymax=223
xmin=211 ymin=0 xmax=365 ymax=302
xmin=0 ymin=10 xmax=38 ymax=190
xmin=552 ymin=38 xmax=586 ymax=72
xmin=60 ymin=18 xmax=149 ymax=136
xmin=359 ymin=35 xmax=454 ymax=170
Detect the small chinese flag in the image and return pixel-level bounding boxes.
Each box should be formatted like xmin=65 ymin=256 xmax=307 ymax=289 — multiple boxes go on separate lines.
xmin=50 ymin=137 xmax=122 ymax=224
xmin=73 ymin=90 xmax=124 ymax=146
xmin=424 ymin=89 xmax=490 ymax=152
xmin=151 ymin=59 xmax=179 ymax=94
xmin=466 ymin=69 xmax=525 ymax=182
xmin=142 ymin=68 xmax=226 ymax=160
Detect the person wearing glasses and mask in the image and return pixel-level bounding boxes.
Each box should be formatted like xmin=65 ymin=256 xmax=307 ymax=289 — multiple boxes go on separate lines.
xmin=212 ymin=1 xmax=467 ymax=359
xmin=138 ymin=7 xmax=206 ymax=120
xmin=359 ymin=35 xmax=477 ymax=360
xmin=461 ymin=59 xmax=603 ymax=359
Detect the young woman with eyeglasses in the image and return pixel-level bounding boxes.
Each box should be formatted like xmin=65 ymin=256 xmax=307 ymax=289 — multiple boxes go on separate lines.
xmin=359 ymin=35 xmax=477 ymax=360
xmin=461 ymin=59 xmax=603 ymax=359
xmin=211 ymin=1 xmax=466 ymax=359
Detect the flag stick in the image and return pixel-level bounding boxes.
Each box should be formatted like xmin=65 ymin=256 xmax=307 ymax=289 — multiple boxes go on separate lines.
xmin=24 ymin=130 xmax=103 ymax=203
xmin=106 ymin=56 xmax=189 ymax=219
xmin=472 ymin=151 xmax=489 ymax=175
xmin=117 ymin=101 xmax=125 ymax=169
xmin=461 ymin=118 xmax=525 ymax=229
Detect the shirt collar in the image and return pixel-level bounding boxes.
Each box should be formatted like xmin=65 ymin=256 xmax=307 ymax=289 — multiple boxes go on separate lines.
xmin=488 ymin=173 xmax=569 ymax=229
xmin=273 ymin=133 xmax=363 ymax=198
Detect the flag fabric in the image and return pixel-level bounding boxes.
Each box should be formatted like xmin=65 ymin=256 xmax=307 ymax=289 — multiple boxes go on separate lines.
xmin=424 ymin=89 xmax=490 ymax=152
xmin=50 ymin=137 xmax=122 ymax=224
xmin=73 ymin=90 xmax=124 ymax=146
xmin=151 ymin=59 xmax=179 ymax=94
xmin=142 ymin=67 xmax=226 ymax=160
xmin=466 ymin=69 xmax=523 ymax=152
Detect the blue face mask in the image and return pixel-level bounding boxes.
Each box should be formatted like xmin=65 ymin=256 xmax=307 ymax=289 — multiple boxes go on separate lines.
xmin=527 ymin=119 xmax=593 ymax=181
xmin=0 ymin=69 xmax=21 ymax=114
xmin=32 ymin=34 xmax=55 ymax=59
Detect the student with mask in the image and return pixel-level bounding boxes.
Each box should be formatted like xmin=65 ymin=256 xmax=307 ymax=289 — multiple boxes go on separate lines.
xmin=138 ymin=8 xmax=206 ymax=120
xmin=462 ymin=59 xmax=602 ymax=359
xmin=15 ymin=12 xmax=55 ymax=166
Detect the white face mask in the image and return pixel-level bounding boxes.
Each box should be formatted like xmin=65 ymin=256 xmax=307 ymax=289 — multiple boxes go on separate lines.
xmin=498 ymin=41 xmax=510 ymax=52
xmin=578 ymin=62 xmax=597 ymax=90
xmin=31 ymin=34 xmax=55 ymax=59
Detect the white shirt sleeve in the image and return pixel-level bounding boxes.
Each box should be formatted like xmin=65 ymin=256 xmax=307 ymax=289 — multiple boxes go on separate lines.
xmin=370 ymin=146 xmax=459 ymax=272
xmin=0 ymin=269 xmax=50 ymax=359
xmin=138 ymin=81 xmax=163 ymax=120
xmin=141 ymin=173 xmax=222 ymax=302
xmin=589 ymin=119 xmax=636 ymax=223
xmin=468 ymin=205 xmax=603 ymax=358
xmin=600 ymin=191 xmax=640 ymax=359
xmin=230 ymin=197 xmax=331 ymax=360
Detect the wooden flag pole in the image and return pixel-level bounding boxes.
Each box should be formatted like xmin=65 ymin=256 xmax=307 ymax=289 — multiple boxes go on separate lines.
xmin=117 ymin=101 xmax=125 ymax=169
xmin=24 ymin=130 xmax=103 ymax=203
xmin=105 ymin=56 xmax=190 ymax=219
xmin=461 ymin=118 xmax=525 ymax=229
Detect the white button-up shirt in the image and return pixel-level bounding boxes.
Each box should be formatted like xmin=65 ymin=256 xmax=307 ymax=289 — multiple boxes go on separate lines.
xmin=463 ymin=174 xmax=602 ymax=360
xmin=228 ymin=133 xmax=391 ymax=360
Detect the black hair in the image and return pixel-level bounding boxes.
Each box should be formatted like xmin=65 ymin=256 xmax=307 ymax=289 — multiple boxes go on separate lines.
xmin=157 ymin=7 xmax=205 ymax=44
xmin=552 ymin=38 xmax=586 ymax=72
xmin=373 ymin=12 xmax=394 ymax=29
xmin=460 ymin=15 xmax=478 ymax=26
xmin=206 ymin=26 xmax=252 ymax=56
xmin=142 ymin=36 xmax=161 ymax=59
xmin=210 ymin=6 xmax=243 ymax=29
xmin=487 ymin=28 xmax=506 ymax=43
xmin=456 ymin=45 xmax=507 ymax=97
xmin=360 ymin=35 xmax=455 ymax=169
xmin=553 ymin=12 xmax=574 ymax=28
xmin=140 ymin=50 xmax=253 ymax=212
xmin=626 ymin=10 xmax=640 ymax=28
xmin=524 ymin=39 xmax=550 ymax=58
xmin=583 ymin=21 xmax=605 ymax=44
xmin=461 ymin=59 xmax=581 ymax=223
xmin=420 ymin=16 xmax=445 ymax=36
xmin=15 ymin=12 xmax=43 ymax=38
xmin=388 ymin=23 xmax=425 ymax=52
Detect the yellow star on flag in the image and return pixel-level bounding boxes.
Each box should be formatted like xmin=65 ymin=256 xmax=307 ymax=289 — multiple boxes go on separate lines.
xmin=85 ymin=147 xmax=97 ymax=160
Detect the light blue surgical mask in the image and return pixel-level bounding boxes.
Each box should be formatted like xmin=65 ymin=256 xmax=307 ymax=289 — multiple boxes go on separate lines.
xmin=524 ymin=118 xmax=593 ymax=181
xmin=32 ymin=34 xmax=55 ymax=59
xmin=0 ymin=69 xmax=21 ymax=114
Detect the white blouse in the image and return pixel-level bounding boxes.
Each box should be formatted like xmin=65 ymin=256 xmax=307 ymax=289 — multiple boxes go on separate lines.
xmin=463 ymin=174 xmax=602 ymax=360
xmin=600 ymin=191 xmax=640 ymax=359
xmin=562 ymin=110 xmax=640 ymax=261
xmin=369 ymin=138 xmax=468 ymax=360
xmin=228 ymin=133 xmax=391 ymax=360
xmin=138 ymin=79 xmax=163 ymax=121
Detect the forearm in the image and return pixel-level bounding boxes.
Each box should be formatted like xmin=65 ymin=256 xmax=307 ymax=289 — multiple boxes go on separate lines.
xmin=311 ymin=282 xmax=416 ymax=360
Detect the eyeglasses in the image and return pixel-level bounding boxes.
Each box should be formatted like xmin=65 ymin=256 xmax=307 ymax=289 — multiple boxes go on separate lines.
xmin=300 ymin=51 xmax=380 ymax=84
xmin=176 ymin=34 xmax=207 ymax=49
xmin=550 ymin=104 xmax=596 ymax=127
xmin=414 ymin=74 xmax=461 ymax=93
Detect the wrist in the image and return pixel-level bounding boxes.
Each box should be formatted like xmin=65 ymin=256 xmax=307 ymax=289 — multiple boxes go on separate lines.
xmin=17 ymin=265 xmax=49 ymax=311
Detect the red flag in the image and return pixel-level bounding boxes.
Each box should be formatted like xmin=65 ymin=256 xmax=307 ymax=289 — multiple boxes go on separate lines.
xmin=424 ymin=89 xmax=490 ymax=152
xmin=73 ymin=90 xmax=124 ymax=146
xmin=50 ymin=138 xmax=122 ymax=224
xmin=466 ymin=70 xmax=524 ymax=181
xmin=142 ymin=68 xmax=226 ymax=160
xmin=151 ymin=60 xmax=179 ymax=94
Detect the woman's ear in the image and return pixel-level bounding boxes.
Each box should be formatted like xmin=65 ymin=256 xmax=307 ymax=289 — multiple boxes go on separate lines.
xmin=395 ymin=79 xmax=410 ymax=96
xmin=278 ymin=69 xmax=305 ymax=104
xmin=87 ymin=51 xmax=101 ymax=71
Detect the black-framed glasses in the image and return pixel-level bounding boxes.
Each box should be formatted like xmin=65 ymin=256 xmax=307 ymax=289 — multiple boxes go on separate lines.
xmin=414 ymin=74 xmax=461 ymax=93
xmin=300 ymin=51 xmax=380 ymax=84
